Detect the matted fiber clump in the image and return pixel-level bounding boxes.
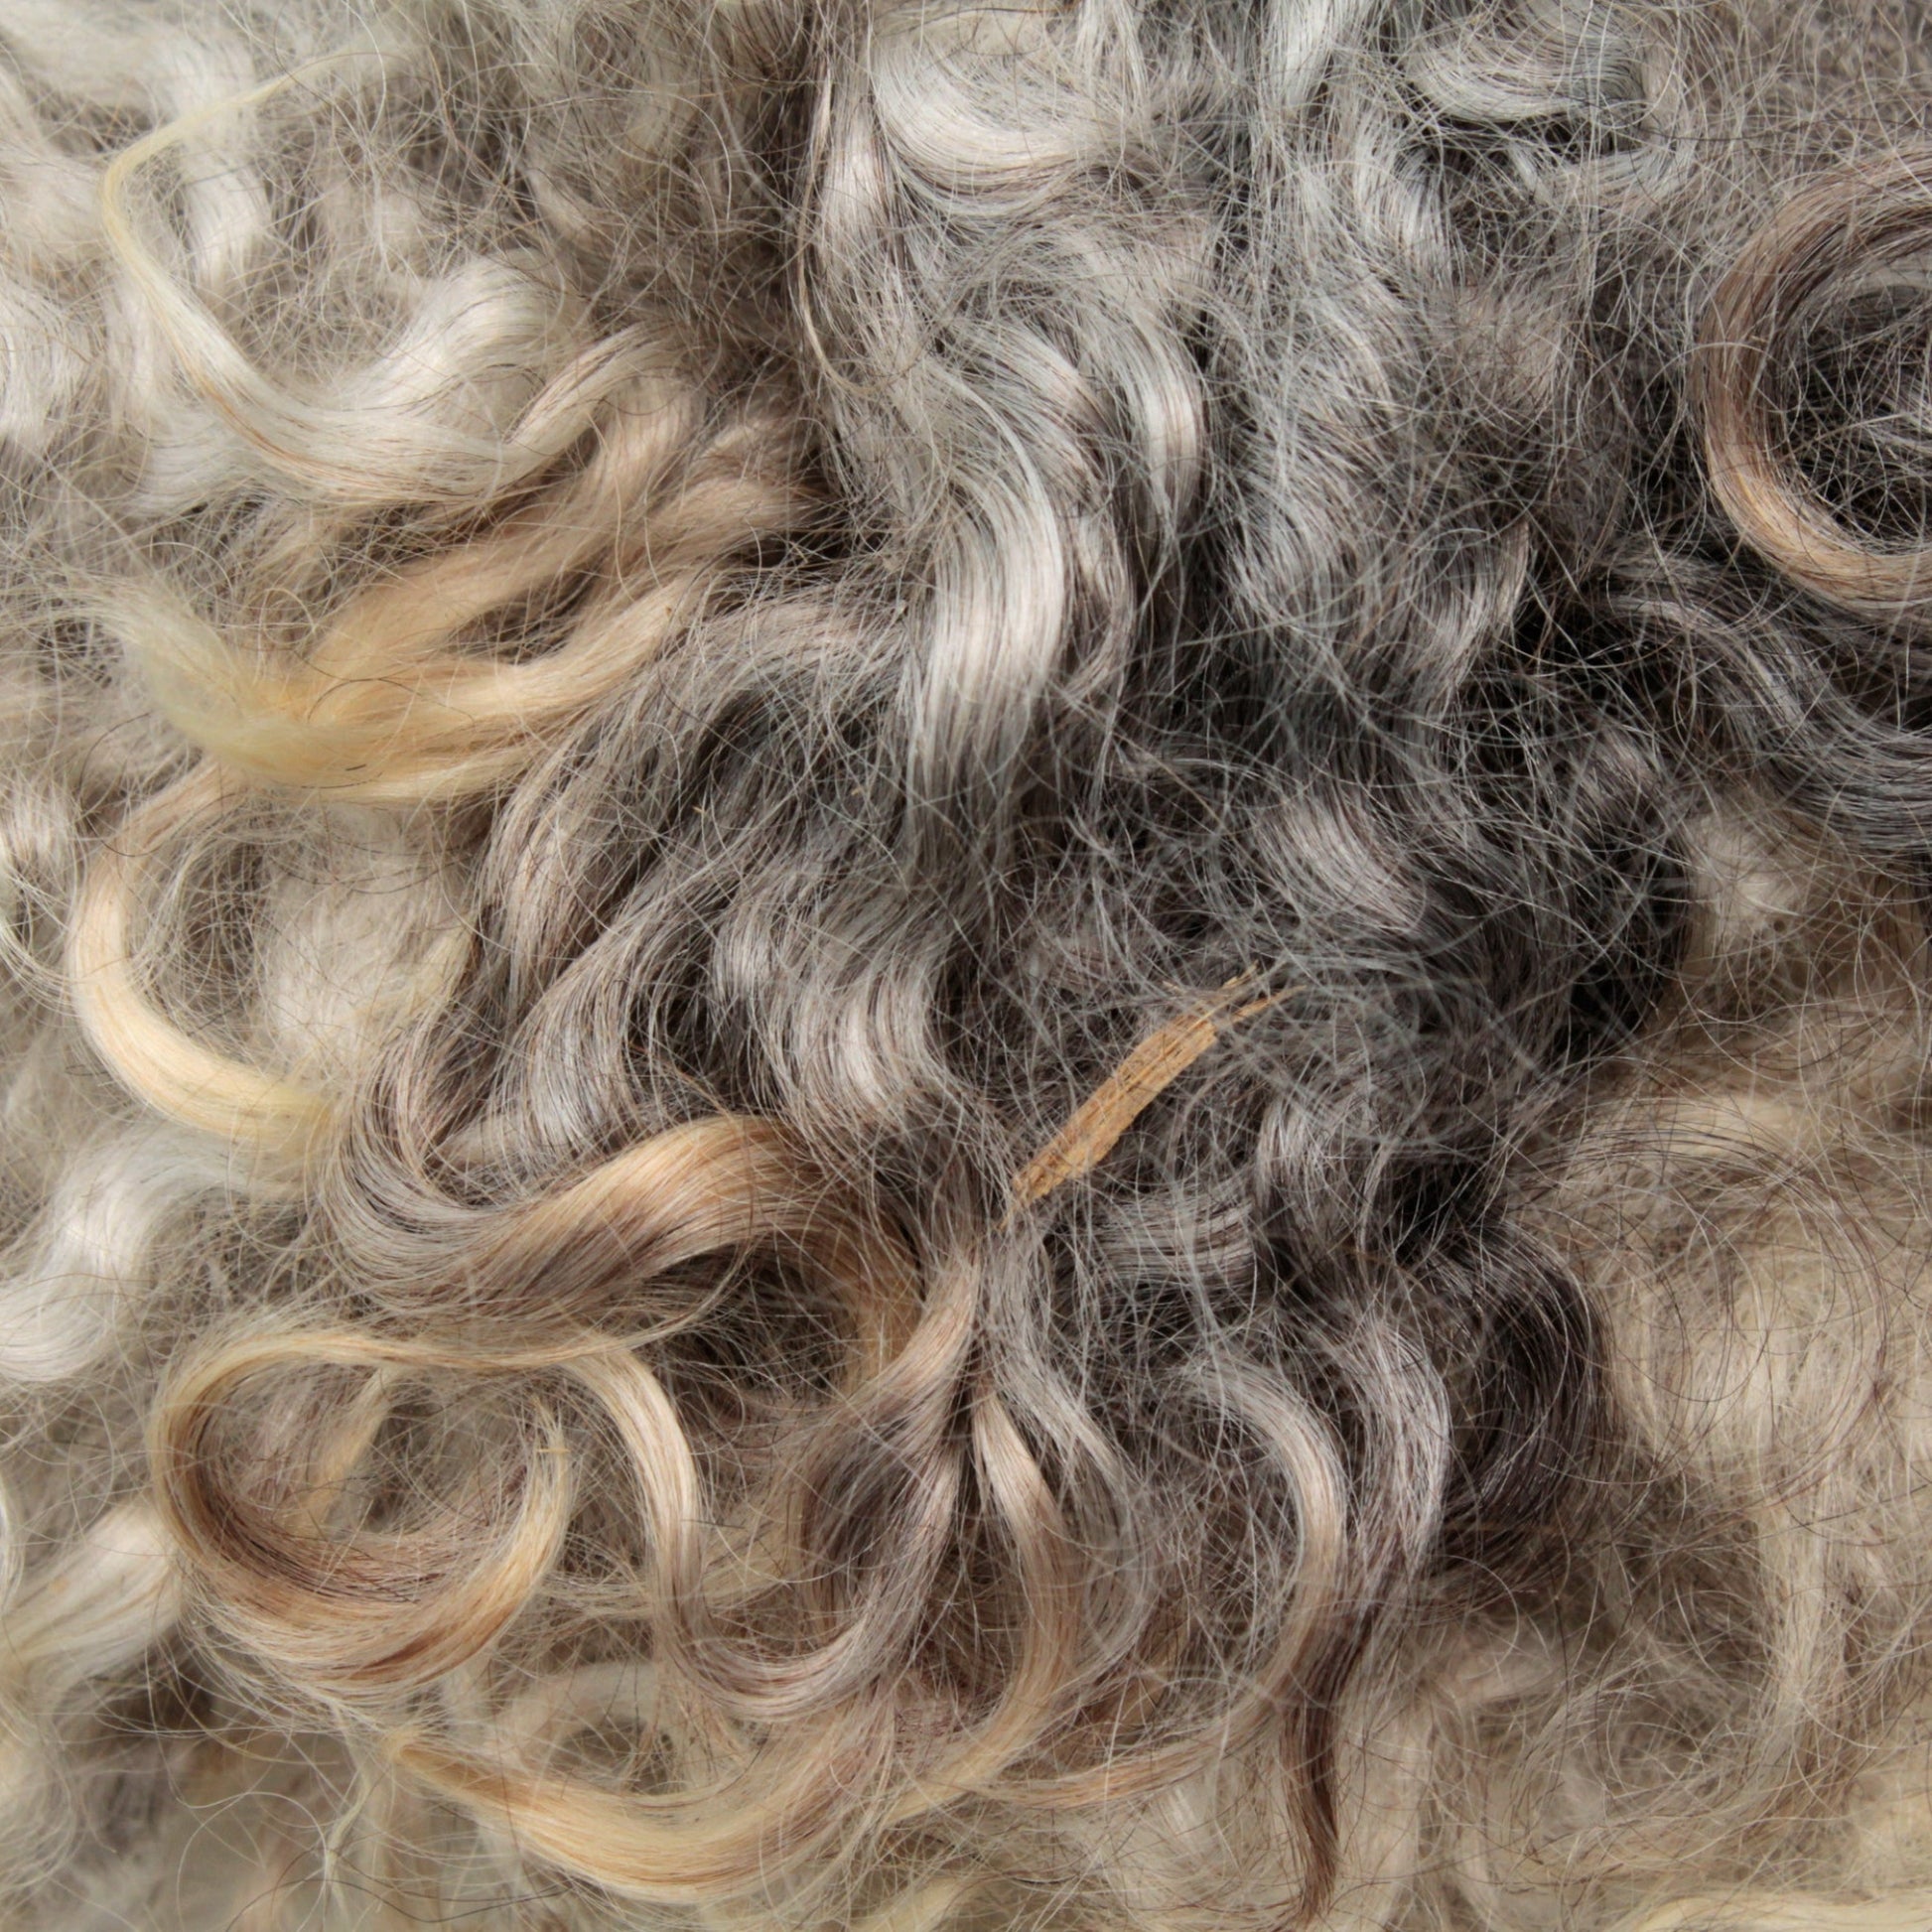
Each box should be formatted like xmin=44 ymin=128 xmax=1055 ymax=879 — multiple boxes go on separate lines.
xmin=1 ymin=1 xmax=1931 ymax=1926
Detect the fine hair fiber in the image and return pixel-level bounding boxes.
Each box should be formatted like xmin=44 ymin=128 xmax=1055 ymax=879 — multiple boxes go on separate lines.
xmin=3 ymin=0 xmax=1932 ymax=1926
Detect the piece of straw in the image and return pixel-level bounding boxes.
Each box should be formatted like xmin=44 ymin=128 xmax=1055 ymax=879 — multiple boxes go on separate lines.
xmin=1008 ymin=981 xmax=1285 ymax=1216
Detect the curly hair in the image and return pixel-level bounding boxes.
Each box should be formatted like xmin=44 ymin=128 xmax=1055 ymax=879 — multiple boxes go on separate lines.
xmin=2 ymin=0 xmax=1932 ymax=1926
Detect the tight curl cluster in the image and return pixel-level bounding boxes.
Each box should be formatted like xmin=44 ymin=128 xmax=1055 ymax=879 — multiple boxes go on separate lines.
xmin=1 ymin=0 xmax=1931 ymax=1926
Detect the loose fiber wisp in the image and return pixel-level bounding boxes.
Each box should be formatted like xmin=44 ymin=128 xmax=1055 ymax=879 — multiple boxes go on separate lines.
xmin=1 ymin=0 xmax=1931 ymax=1926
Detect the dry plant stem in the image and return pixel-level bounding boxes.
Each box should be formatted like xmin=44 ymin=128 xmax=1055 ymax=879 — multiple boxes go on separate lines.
xmin=1008 ymin=984 xmax=1288 ymax=1213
